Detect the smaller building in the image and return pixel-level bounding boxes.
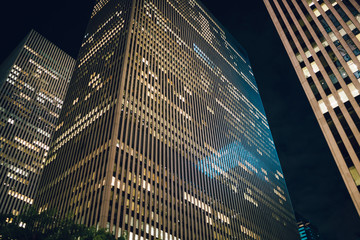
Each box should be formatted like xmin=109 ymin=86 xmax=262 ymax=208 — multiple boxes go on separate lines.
xmin=0 ymin=30 xmax=75 ymax=215
xmin=296 ymin=213 xmax=321 ymax=240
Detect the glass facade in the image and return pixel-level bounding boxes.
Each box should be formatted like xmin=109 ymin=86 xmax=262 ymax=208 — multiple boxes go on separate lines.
xmin=36 ymin=0 xmax=298 ymax=239
xmin=264 ymin=0 xmax=360 ymax=216
xmin=0 ymin=30 xmax=75 ymax=215
xmin=295 ymin=213 xmax=320 ymax=240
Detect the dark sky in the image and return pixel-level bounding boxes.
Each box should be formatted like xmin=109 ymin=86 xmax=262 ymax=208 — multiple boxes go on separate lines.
xmin=1 ymin=0 xmax=360 ymax=239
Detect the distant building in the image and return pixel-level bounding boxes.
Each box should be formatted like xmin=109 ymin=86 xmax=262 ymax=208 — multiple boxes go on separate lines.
xmin=296 ymin=213 xmax=320 ymax=240
xmin=0 ymin=30 xmax=75 ymax=214
xmin=35 ymin=0 xmax=298 ymax=239
xmin=264 ymin=0 xmax=360 ymax=215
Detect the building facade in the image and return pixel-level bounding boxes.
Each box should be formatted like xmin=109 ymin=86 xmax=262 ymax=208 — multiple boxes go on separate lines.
xmin=264 ymin=0 xmax=360 ymax=215
xmin=35 ymin=0 xmax=298 ymax=239
xmin=0 ymin=30 xmax=75 ymax=214
xmin=295 ymin=213 xmax=320 ymax=240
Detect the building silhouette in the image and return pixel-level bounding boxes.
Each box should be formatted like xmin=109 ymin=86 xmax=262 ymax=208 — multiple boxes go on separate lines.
xmin=0 ymin=30 xmax=75 ymax=214
xmin=35 ymin=0 xmax=298 ymax=239
xmin=264 ymin=0 xmax=360 ymax=215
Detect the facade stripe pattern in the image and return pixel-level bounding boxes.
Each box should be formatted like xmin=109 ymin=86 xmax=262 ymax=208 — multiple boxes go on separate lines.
xmin=0 ymin=30 xmax=75 ymax=214
xmin=264 ymin=0 xmax=360 ymax=215
xmin=36 ymin=0 xmax=298 ymax=239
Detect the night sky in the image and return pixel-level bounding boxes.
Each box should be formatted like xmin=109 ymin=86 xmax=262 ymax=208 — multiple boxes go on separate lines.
xmin=1 ymin=0 xmax=360 ymax=239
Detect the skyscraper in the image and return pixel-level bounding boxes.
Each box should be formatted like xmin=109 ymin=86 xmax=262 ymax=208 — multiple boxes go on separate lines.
xmin=295 ymin=213 xmax=320 ymax=240
xmin=263 ymin=0 xmax=360 ymax=215
xmin=0 ymin=30 xmax=75 ymax=215
xmin=35 ymin=0 xmax=298 ymax=239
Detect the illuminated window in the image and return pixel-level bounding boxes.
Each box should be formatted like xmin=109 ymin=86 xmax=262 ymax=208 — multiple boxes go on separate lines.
xmin=349 ymin=166 xmax=360 ymax=186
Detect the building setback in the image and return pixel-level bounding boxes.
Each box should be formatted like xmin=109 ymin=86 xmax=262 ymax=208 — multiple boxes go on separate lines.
xmin=0 ymin=30 xmax=75 ymax=214
xmin=264 ymin=0 xmax=360 ymax=215
xmin=35 ymin=0 xmax=298 ymax=239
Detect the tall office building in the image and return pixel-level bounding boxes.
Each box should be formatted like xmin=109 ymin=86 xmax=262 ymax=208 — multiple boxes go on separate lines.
xmin=0 ymin=30 xmax=75 ymax=214
xmin=295 ymin=213 xmax=320 ymax=240
xmin=36 ymin=0 xmax=298 ymax=239
xmin=264 ymin=0 xmax=360 ymax=215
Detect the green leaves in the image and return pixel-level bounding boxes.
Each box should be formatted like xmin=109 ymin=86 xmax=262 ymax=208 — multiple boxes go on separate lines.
xmin=0 ymin=207 xmax=121 ymax=240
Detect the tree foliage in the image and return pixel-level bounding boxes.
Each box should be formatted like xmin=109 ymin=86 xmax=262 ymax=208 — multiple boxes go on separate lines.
xmin=0 ymin=207 xmax=121 ymax=240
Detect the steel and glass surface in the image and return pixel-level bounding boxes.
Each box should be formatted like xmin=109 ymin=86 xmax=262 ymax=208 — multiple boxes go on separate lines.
xmin=264 ymin=0 xmax=360 ymax=215
xmin=36 ymin=0 xmax=298 ymax=239
xmin=295 ymin=213 xmax=320 ymax=240
xmin=0 ymin=30 xmax=75 ymax=214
